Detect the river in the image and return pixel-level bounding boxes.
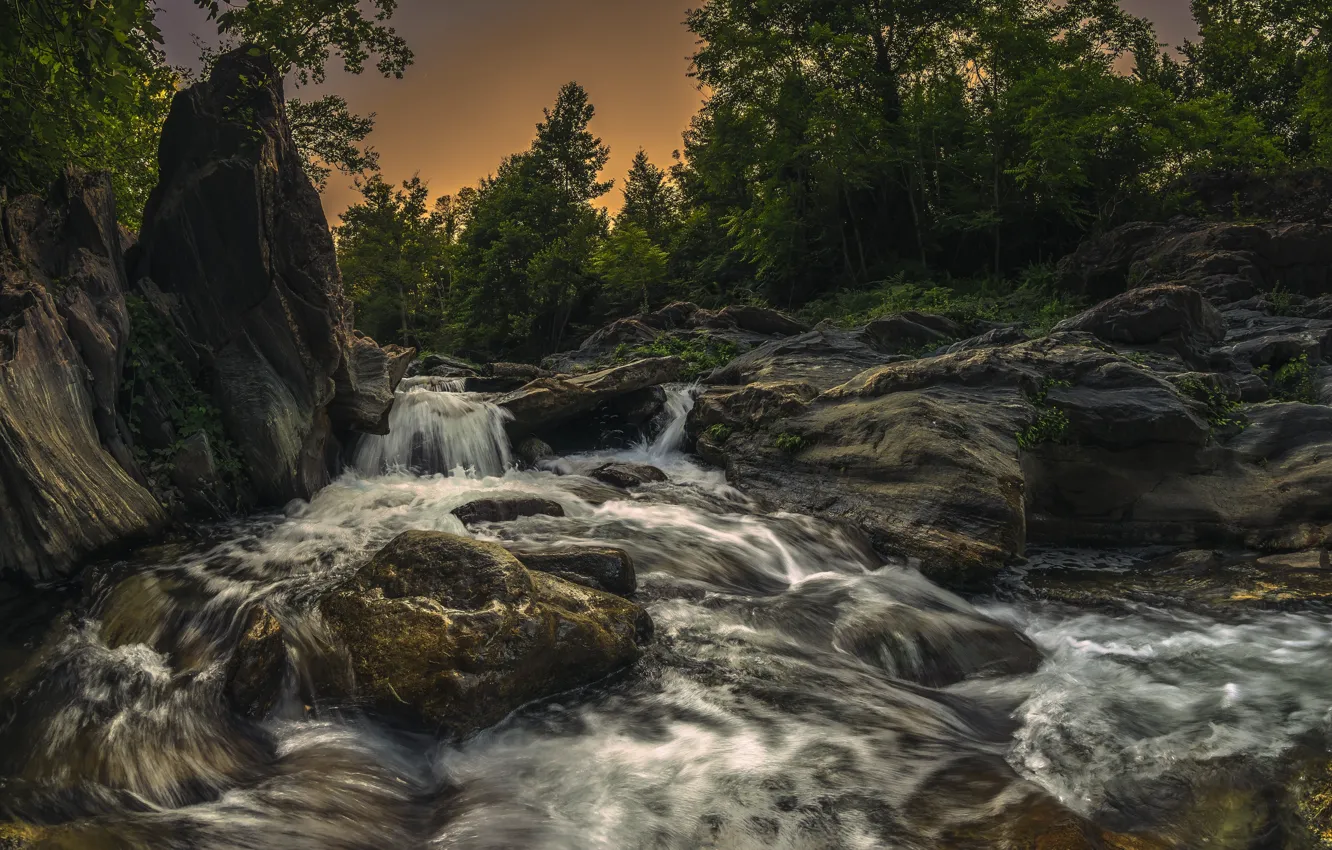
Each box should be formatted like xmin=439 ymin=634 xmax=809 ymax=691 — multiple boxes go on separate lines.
xmin=2 ymin=383 xmax=1330 ymax=848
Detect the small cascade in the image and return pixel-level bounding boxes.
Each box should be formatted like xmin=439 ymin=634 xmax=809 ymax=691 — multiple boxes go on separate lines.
xmin=353 ymin=381 xmax=512 ymax=477
xmin=643 ymin=383 xmax=699 ymax=458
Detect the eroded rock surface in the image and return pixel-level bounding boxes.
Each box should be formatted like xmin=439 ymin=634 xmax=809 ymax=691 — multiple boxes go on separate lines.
xmin=316 ymin=531 xmax=651 ymax=735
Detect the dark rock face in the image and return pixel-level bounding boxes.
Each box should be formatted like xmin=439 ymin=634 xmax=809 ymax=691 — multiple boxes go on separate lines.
xmin=329 ymin=336 xmax=416 ymax=436
xmin=0 ymin=170 xmax=166 ymax=582
xmin=707 ymin=328 xmax=904 ymax=391
xmin=451 ymin=497 xmax=566 ymax=526
xmin=862 ymin=312 xmax=962 ymax=354
xmin=131 ymin=48 xmax=399 ymax=505
xmin=317 ymin=531 xmax=651 ymax=736
xmin=409 ymin=353 xmax=478 ymax=379
xmin=511 ymin=548 xmax=637 ymax=596
xmin=498 ymin=357 xmax=683 ymax=437
xmin=514 ymin=436 xmax=556 ymax=467
xmin=590 ymin=462 xmax=668 ymax=489
xmin=715 ymin=304 xmax=808 ymax=336
xmin=1053 ymin=284 xmax=1226 ymax=355
xmin=1057 ymin=218 xmax=1332 ymax=304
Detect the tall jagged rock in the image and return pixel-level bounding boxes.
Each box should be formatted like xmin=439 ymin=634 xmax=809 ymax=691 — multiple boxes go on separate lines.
xmin=131 ymin=47 xmax=405 ymax=504
xmin=0 ymin=170 xmax=166 ymax=582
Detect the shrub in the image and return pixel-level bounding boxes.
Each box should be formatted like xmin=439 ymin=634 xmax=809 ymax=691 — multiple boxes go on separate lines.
xmin=773 ymin=432 xmax=807 ymax=454
xmin=1016 ymin=378 xmax=1071 ymax=449
xmin=624 ymin=332 xmax=739 ymax=379
xmin=703 ymin=423 xmax=733 ymax=443
xmin=1272 ymin=354 xmax=1319 ymax=404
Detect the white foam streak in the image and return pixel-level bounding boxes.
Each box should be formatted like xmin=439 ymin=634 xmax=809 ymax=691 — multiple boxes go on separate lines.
xmin=353 ymin=380 xmax=512 ymax=477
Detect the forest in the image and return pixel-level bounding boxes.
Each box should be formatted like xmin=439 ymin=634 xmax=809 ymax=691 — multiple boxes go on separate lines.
xmin=4 ymin=0 xmax=1331 ymax=360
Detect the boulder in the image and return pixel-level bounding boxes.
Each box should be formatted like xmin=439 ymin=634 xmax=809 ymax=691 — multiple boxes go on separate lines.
xmin=486 ymin=362 xmax=552 ymax=381
xmin=511 ymin=548 xmax=637 ymax=596
xmin=130 ymin=47 xmax=398 ymax=505
xmin=514 ymin=436 xmax=555 ymax=467
xmin=589 ymin=462 xmax=668 ymax=489
xmin=862 ymin=314 xmax=952 ymax=353
xmin=498 ymin=357 xmax=683 ymax=436
xmin=1053 ymin=284 xmax=1226 ymax=354
xmin=715 ymin=304 xmax=808 ymax=336
xmin=946 ymin=325 xmax=1028 ymax=354
xmin=317 ymin=531 xmax=651 ymax=735
xmin=329 ymin=336 xmax=415 ymax=435
xmin=0 ymin=170 xmax=166 ymax=582
xmin=706 ymin=328 xmax=902 ymax=391
xmin=410 ymin=353 xmax=478 ymax=379
xmin=451 ymin=496 xmax=565 ymax=526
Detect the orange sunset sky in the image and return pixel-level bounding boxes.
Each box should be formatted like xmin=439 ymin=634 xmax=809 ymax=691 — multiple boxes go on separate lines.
xmin=156 ymin=0 xmax=1200 ymax=223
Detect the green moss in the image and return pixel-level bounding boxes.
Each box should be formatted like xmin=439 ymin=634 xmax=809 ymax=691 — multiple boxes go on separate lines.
xmin=773 ymin=431 xmax=807 ymax=454
xmin=1016 ymin=378 xmax=1071 ymax=450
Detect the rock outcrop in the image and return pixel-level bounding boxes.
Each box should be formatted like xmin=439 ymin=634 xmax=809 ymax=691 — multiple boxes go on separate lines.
xmin=510 ymin=548 xmax=638 ymax=596
xmin=315 ymin=531 xmax=651 ymax=735
xmin=0 ymin=170 xmax=166 ymax=582
xmin=498 ymin=356 xmax=683 ymax=437
xmin=130 ymin=47 xmax=405 ymax=505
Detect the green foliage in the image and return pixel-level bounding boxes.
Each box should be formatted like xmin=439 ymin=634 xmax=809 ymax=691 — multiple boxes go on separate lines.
xmin=1017 ymin=378 xmax=1072 ymax=450
xmin=1174 ymin=374 xmax=1247 ymax=433
xmin=193 ymin=0 xmax=412 ymax=86
xmin=122 ymin=296 xmax=245 ymax=509
xmin=590 ymin=224 xmax=669 ymax=314
xmin=619 ymin=151 xmax=682 ymax=247
xmin=619 ymin=333 xmax=739 ymax=380
xmin=288 ymin=95 xmax=379 ymax=191
xmin=337 ymin=174 xmax=452 ymax=349
xmin=773 ymin=432 xmax=807 ymax=455
xmin=703 ymin=424 xmax=734 ymax=443
xmin=797 ymin=266 xmax=1081 ymax=337
xmin=1264 ymin=283 xmax=1300 ymax=317
xmin=0 ymin=0 xmax=177 ymax=230
xmin=1271 ymin=354 xmax=1320 ymax=404
xmin=446 ymin=82 xmax=613 ymax=358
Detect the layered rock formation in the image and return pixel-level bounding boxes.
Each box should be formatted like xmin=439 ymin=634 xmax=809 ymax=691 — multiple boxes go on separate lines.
xmin=0 ymin=170 xmax=166 ymax=582
xmin=130 ymin=48 xmax=407 ymax=505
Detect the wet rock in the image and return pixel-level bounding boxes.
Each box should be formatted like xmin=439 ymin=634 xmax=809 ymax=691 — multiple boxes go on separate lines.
xmin=1021 ymin=548 xmax=1332 ymax=614
xmin=451 ymin=497 xmax=565 ymax=526
xmin=706 ymin=328 xmax=902 ymax=390
xmin=225 ymin=606 xmax=287 ymax=718
xmin=498 ymin=356 xmax=683 ymax=436
xmin=1053 ymin=284 xmax=1226 ymax=354
xmin=1044 ymin=362 xmax=1210 ymax=450
xmin=514 ymin=436 xmax=555 ymax=468
xmin=486 ymin=362 xmax=552 ymax=381
xmin=330 ymin=336 xmax=416 ymax=436
xmin=589 ymin=462 xmax=668 ymax=489
xmin=410 ymin=353 xmax=478 ymax=378
xmin=317 ymin=530 xmax=651 ymax=735
xmin=946 ymin=325 xmax=1028 ymax=354
xmin=0 ymin=170 xmax=166 ymax=582
xmin=511 ymin=548 xmax=637 ymax=596
xmin=0 ymin=822 xmax=47 ymax=850
xmin=131 ymin=47 xmax=397 ymax=504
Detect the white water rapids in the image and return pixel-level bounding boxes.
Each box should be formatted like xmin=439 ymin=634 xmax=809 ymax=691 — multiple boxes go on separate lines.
xmin=4 ymin=384 xmax=1332 ymax=848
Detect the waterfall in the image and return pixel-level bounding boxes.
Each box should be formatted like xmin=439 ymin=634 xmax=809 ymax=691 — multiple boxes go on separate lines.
xmin=643 ymin=383 xmax=699 ymax=458
xmin=353 ymin=380 xmax=512 ymax=477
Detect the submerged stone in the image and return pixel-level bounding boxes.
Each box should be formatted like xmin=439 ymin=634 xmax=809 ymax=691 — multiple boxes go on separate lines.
xmin=589 ymin=462 xmax=668 ymax=489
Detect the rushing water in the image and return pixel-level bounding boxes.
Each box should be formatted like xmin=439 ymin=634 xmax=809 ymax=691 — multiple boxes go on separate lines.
xmin=3 ymin=385 xmax=1332 ymax=848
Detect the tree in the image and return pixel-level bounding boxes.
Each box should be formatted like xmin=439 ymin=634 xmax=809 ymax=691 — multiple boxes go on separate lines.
xmin=288 ymin=95 xmax=379 ymax=191
xmin=448 ymin=82 xmax=613 ymax=358
xmin=336 ymin=174 xmax=450 ymax=348
xmin=0 ymin=0 xmax=177 ymax=229
xmin=192 ymin=0 xmax=412 ymax=84
xmin=592 ymin=224 xmax=670 ymax=314
xmin=618 ymin=151 xmax=682 ymax=247
xmin=193 ymin=0 xmax=415 ymax=188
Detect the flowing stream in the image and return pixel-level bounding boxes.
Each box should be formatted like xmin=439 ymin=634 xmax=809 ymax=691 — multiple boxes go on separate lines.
xmin=4 ymin=385 xmax=1332 ymax=848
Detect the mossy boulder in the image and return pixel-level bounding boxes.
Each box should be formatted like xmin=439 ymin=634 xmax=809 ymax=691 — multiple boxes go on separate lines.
xmin=317 ymin=530 xmax=652 ymax=736
xmin=511 ymin=548 xmax=637 ymax=596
